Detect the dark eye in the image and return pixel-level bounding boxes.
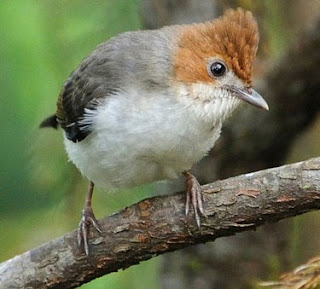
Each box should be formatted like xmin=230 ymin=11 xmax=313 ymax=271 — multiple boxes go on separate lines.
xmin=210 ymin=61 xmax=226 ymax=77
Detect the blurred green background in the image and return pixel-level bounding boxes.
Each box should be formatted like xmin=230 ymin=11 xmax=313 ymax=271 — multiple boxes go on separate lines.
xmin=0 ymin=0 xmax=160 ymax=288
xmin=1 ymin=0 xmax=320 ymax=288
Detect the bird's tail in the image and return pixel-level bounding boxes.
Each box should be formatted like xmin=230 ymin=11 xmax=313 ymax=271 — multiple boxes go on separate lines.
xmin=39 ymin=114 xmax=59 ymax=129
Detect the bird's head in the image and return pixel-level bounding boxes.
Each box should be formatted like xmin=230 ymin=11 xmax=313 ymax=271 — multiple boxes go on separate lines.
xmin=172 ymin=8 xmax=268 ymax=121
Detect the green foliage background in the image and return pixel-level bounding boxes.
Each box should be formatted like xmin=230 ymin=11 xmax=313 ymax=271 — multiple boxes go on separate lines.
xmin=0 ymin=0 xmax=160 ymax=288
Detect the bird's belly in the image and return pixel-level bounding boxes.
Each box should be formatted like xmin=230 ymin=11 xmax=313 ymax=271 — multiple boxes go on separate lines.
xmin=64 ymin=124 xmax=222 ymax=190
xmin=64 ymin=94 xmax=224 ymax=189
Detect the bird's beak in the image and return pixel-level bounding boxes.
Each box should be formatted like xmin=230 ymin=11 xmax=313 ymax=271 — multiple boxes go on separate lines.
xmin=226 ymin=86 xmax=269 ymax=111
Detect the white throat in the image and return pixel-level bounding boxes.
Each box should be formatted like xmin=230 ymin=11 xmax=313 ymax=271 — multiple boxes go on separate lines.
xmin=173 ymin=82 xmax=241 ymax=126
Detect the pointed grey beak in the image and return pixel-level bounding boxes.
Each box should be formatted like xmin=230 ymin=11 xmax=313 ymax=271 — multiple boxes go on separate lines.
xmin=226 ymin=86 xmax=269 ymax=111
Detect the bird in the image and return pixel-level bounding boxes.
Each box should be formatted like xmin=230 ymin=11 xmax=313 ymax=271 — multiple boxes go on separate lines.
xmin=40 ymin=8 xmax=269 ymax=255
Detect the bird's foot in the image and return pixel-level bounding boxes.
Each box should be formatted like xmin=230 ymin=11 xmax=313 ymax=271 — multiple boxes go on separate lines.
xmin=184 ymin=172 xmax=207 ymax=227
xmin=77 ymin=205 xmax=102 ymax=255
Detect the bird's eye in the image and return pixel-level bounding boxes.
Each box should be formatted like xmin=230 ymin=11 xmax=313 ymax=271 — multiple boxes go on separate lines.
xmin=209 ymin=61 xmax=226 ymax=78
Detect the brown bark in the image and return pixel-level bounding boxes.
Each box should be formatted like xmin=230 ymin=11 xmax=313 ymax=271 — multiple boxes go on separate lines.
xmin=1 ymin=157 xmax=320 ymax=289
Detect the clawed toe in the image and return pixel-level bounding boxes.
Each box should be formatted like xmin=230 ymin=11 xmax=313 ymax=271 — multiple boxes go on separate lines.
xmin=77 ymin=182 xmax=101 ymax=255
xmin=184 ymin=172 xmax=207 ymax=227
xmin=77 ymin=206 xmax=102 ymax=255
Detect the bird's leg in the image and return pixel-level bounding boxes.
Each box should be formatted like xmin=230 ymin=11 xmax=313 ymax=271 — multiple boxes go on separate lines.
xmin=77 ymin=181 xmax=101 ymax=255
xmin=183 ymin=172 xmax=207 ymax=227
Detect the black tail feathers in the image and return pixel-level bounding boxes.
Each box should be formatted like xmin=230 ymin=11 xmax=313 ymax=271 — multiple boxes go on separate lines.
xmin=39 ymin=114 xmax=59 ymax=129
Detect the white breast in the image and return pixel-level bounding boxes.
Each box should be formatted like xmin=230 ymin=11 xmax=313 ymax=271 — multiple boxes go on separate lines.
xmin=64 ymin=83 xmax=240 ymax=189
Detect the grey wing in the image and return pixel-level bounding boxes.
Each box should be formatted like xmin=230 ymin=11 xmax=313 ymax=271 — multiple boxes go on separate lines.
xmin=56 ymin=51 xmax=119 ymax=143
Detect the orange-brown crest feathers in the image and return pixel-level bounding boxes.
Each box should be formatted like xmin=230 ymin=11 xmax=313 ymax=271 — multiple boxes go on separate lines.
xmin=173 ymin=8 xmax=259 ymax=85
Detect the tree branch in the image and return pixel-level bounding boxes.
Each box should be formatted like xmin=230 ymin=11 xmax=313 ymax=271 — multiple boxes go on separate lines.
xmin=1 ymin=157 xmax=320 ymax=289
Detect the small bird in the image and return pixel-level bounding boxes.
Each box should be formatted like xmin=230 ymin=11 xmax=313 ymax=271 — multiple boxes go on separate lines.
xmin=41 ymin=8 xmax=268 ymax=255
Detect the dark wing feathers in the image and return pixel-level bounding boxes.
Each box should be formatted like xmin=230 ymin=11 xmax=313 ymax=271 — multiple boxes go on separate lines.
xmin=41 ymin=52 xmax=115 ymax=143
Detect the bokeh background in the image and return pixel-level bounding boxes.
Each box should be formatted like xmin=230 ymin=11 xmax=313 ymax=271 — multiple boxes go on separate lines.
xmin=1 ymin=0 xmax=320 ymax=288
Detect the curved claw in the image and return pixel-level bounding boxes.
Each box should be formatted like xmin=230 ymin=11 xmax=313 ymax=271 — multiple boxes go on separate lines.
xmin=77 ymin=203 xmax=102 ymax=255
xmin=184 ymin=172 xmax=207 ymax=227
